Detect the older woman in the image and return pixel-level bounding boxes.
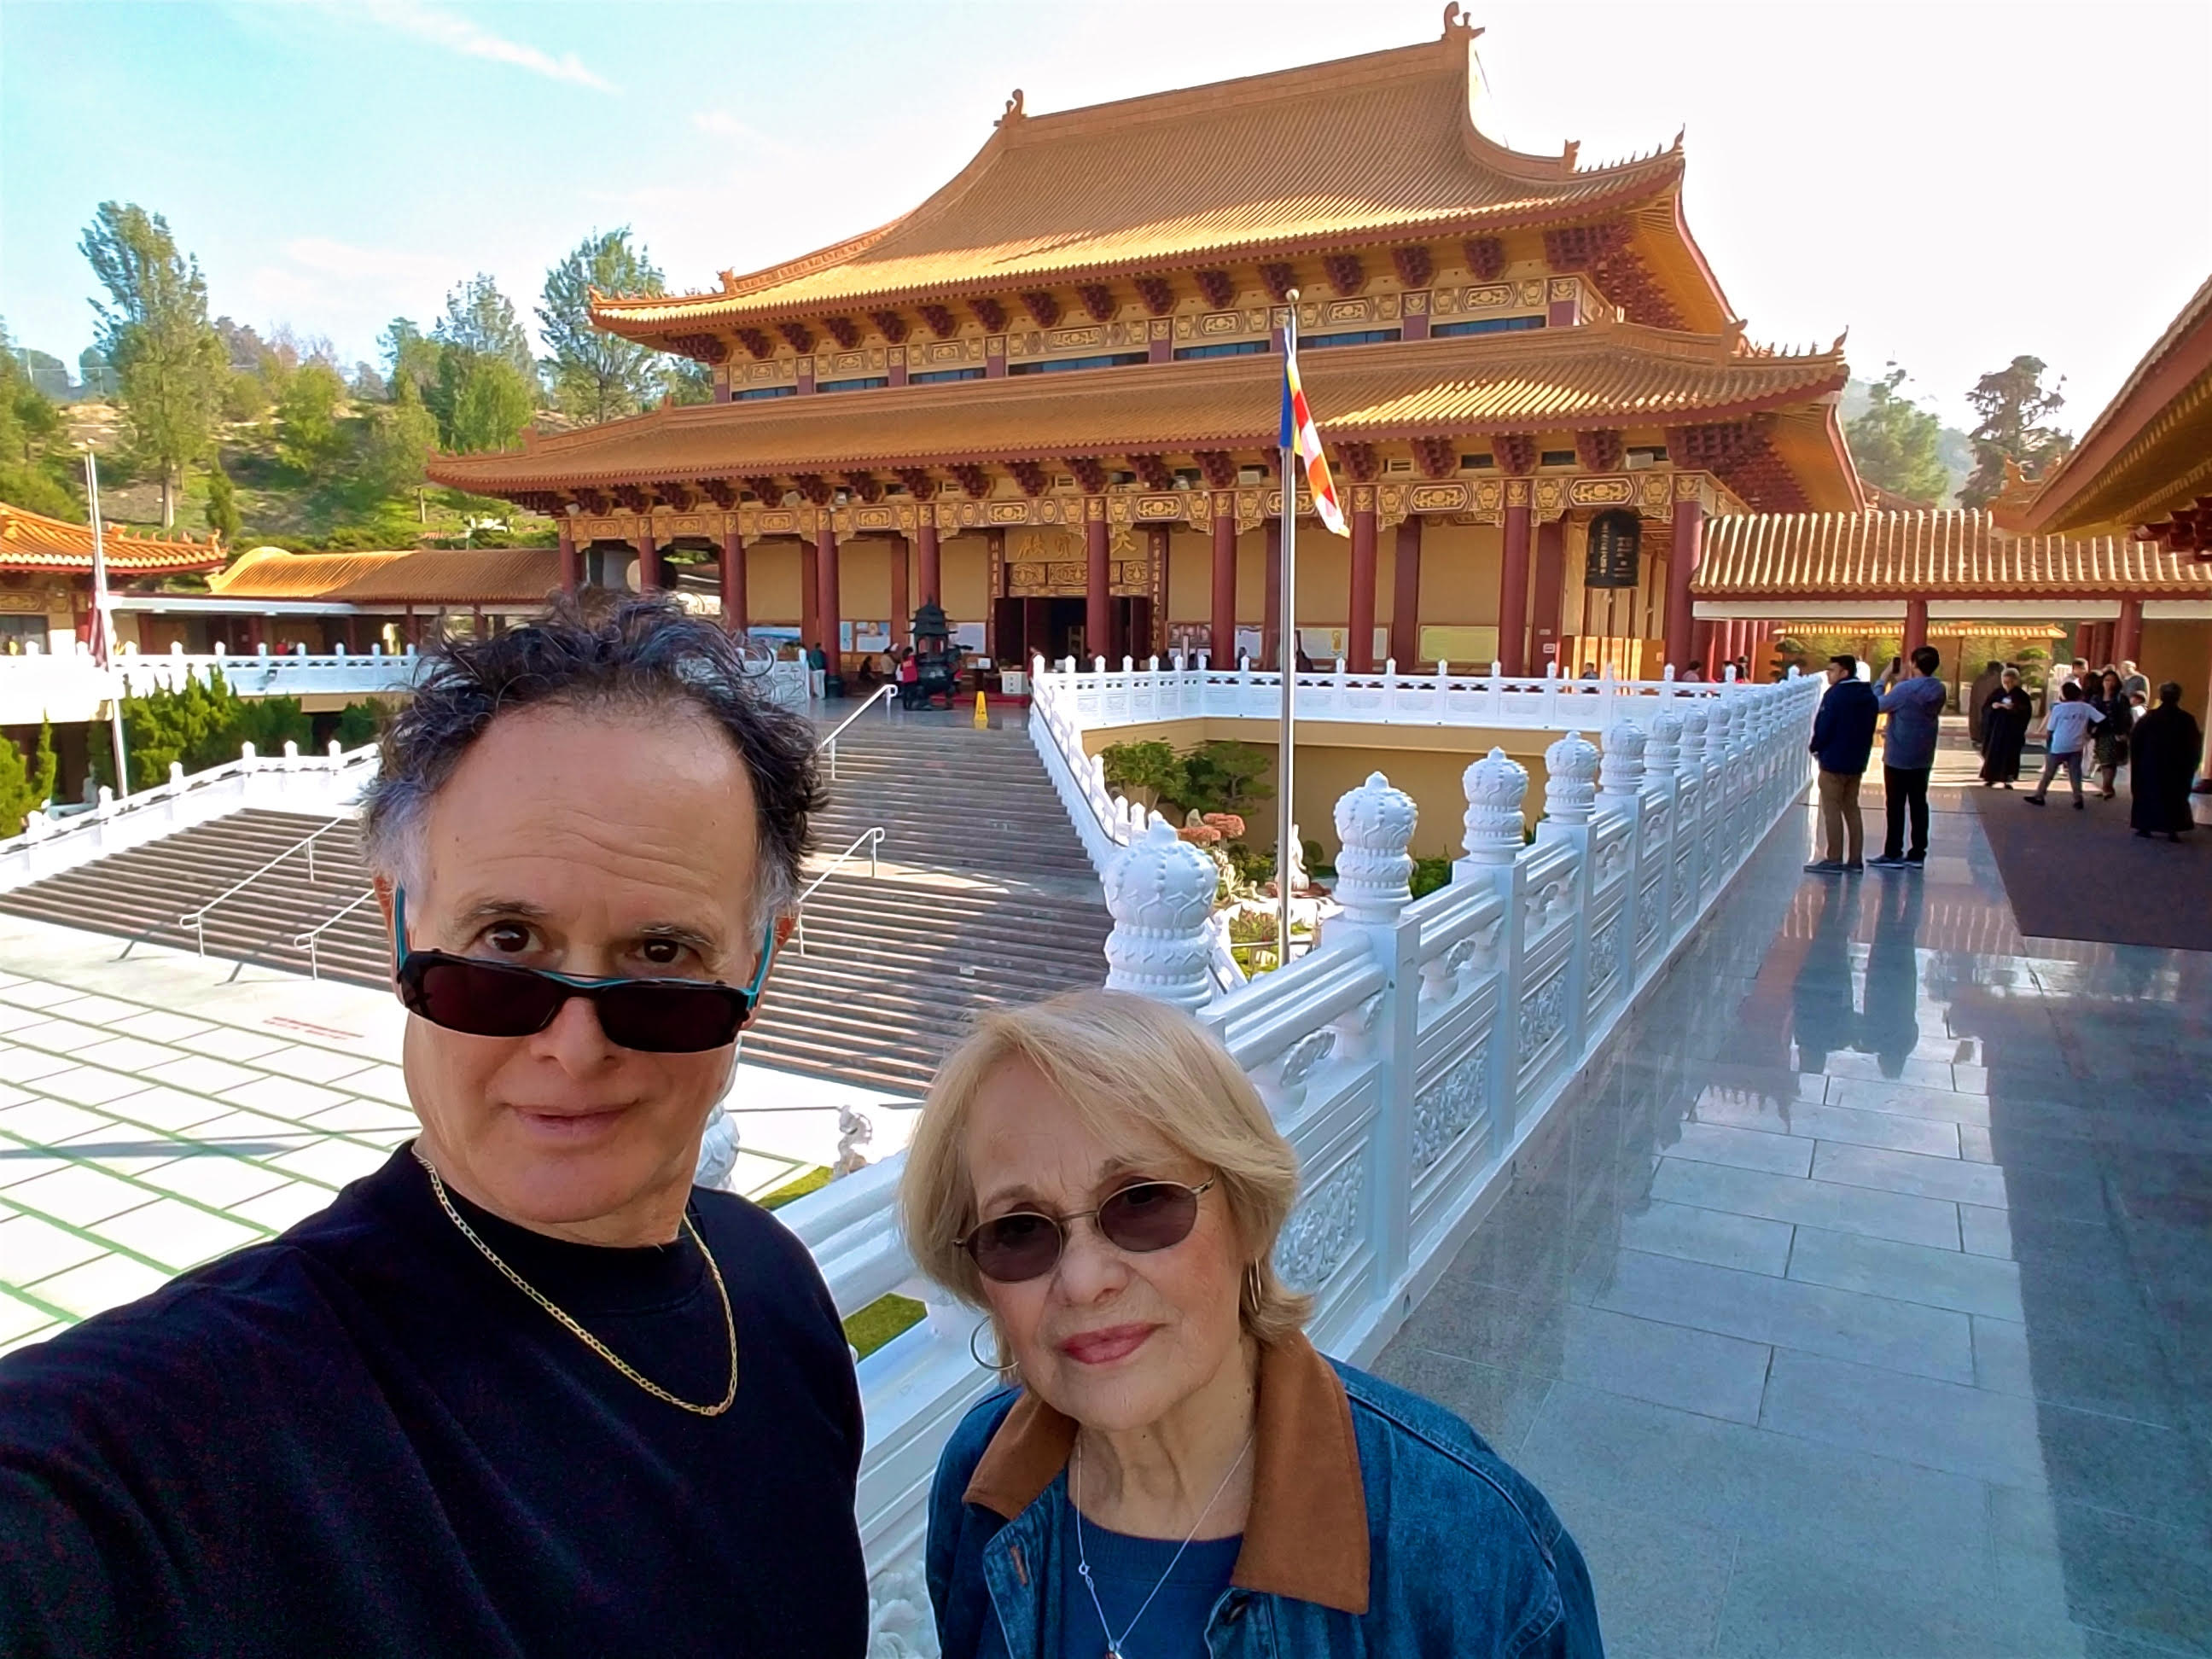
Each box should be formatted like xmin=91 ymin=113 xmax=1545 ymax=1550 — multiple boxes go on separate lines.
xmin=901 ymin=990 xmax=1601 ymax=1657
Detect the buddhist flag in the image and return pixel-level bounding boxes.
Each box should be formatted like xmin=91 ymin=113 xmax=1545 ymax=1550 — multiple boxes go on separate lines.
xmin=1278 ymin=335 xmax=1348 ymax=537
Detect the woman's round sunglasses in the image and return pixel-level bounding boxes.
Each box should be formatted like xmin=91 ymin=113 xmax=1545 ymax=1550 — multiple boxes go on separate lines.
xmin=390 ymin=888 xmax=772 ymax=1054
xmin=955 ymin=1177 xmax=1216 ymax=1284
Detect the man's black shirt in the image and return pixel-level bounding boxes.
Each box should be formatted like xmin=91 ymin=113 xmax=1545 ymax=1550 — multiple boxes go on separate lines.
xmin=0 ymin=1146 xmax=866 ymax=1656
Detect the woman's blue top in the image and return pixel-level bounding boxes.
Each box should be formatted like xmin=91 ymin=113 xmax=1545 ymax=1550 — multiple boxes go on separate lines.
xmin=1055 ymin=1507 xmax=1242 ymax=1657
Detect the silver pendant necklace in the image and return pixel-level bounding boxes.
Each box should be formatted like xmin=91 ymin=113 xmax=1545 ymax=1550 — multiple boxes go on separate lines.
xmin=1072 ymin=1430 xmax=1254 ymax=1659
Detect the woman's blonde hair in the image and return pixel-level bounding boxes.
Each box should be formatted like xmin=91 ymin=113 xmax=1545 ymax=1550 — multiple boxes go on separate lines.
xmin=899 ymin=988 xmax=1312 ymax=1348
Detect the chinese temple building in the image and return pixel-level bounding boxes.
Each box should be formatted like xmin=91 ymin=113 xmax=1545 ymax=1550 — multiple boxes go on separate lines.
xmin=0 ymin=501 xmax=224 ymax=654
xmin=428 ymin=11 xmax=1860 ymax=680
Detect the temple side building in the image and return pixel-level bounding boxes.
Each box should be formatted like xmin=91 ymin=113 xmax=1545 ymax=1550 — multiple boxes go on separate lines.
xmin=428 ymin=14 xmax=1860 ymax=679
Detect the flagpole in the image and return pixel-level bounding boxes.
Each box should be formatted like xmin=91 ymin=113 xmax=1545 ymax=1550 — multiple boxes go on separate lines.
xmin=1277 ymin=292 xmax=1299 ymax=971
xmin=84 ymin=451 xmax=129 ymax=798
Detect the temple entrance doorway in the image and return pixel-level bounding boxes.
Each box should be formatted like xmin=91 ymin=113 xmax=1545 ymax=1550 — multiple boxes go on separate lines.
xmin=995 ymin=596 xmax=1152 ymax=667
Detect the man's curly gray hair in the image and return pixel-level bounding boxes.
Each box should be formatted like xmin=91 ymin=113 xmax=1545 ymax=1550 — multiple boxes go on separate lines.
xmin=358 ymin=593 xmax=821 ymax=931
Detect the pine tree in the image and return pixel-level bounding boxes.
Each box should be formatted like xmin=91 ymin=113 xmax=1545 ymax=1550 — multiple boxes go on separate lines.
xmin=1961 ymin=357 xmax=2073 ymax=509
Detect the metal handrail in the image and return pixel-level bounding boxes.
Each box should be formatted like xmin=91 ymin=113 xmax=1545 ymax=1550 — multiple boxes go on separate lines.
xmin=291 ymin=888 xmax=380 ymax=981
xmin=157 ymin=817 xmax=349 ymax=960
xmin=815 ymin=683 xmax=894 ymax=780
xmin=791 ymin=827 xmax=885 ymax=955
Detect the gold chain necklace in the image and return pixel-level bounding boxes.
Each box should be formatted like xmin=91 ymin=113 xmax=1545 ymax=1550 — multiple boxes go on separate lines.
xmin=413 ymin=1150 xmax=738 ymax=1417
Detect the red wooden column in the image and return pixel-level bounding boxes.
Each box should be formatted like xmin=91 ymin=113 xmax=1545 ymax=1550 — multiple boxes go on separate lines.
xmin=801 ymin=538 xmax=818 ymax=646
xmin=1499 ymin=480 xmax=1533 ymax=673
xmin=891 ymin=535 xmax=911 ymax=649
xmin=815 ymin=517 xmax=841 ymax=665
xmin=1390 ymin=515 xmax=1423 ymax=667
xmin=1209 ymin=495 xmax=1237 ymax=665
xmin=1262 ymin=515 xmax=1284 ymax=668
xmin=2116 ymin=597 xmax=2144 ymax=664
xmin=917 ymin=511 xmax=941 ymax=607
xmin=636 ymin=531 xmax=660 ymax=593
xmin=1348 ymin=486 xmax=1379 ymax=672
xmin=1085 ymin=498 xmax=1112 ymax=663
xmin=1903 ymin=598 xmax=1929 ymax=659
xmin=557 ymin=520 xmax=580 ymax=595
xmin=1663 ymin=490 xmax=1705 ymax=674
xmin=719 ymin=527 xmax=746 ymax=632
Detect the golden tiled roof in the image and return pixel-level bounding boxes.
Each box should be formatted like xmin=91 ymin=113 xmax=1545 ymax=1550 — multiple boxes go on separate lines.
xmin=0 ymin=501 xmax=224 ymax=573
xmin=2024 ymin=271 xmax=2212 ymax=534
xmin=318 ymin=547 xmax=559 ymax=606
xmin=207 ymin=547 xmax=410 ymax=598
xmin=593 ymin=28 xmax=1689 ymax=332
xmin=210 ymin=545 xmax=560 ymax=607
xmin=1693 ymin=509 xmax=2212 ymax=597
xmin=431 ymin=323 xmax=1846 ymax=491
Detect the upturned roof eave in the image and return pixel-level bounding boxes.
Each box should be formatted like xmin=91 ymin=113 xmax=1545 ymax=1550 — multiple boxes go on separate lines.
xmin=2022 ymin=272 xmax=2212 ymax=533
xmin=585 ymin=170 xmax=1685 ymax=341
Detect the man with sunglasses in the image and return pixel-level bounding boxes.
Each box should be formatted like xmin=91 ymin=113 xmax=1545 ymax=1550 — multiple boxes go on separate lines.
xmin=0 ymin=597 xmax=870 ymax=1656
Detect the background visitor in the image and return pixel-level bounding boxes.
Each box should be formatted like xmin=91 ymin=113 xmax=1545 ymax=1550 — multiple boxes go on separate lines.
xmin=1805 ymin=653 xmax=1879 ymax=874
xmin=1967 ymin=660 xmax=2005 ymax=748
xmin=2026 ymin=678 xmax=2103 ymax=809
xmin=2090 ymin=668 xmax=2135 ymax=799
xmin=1979 ymin=668 xmax=2031 ymax=788
xmin=1868 ymin=644 xmax=1945 ymax=870
xmin=2128 ymin=682 xmax=2201 ymax=840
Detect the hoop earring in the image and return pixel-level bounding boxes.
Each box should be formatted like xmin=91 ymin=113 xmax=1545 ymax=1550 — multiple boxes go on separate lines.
xmin=968 ymin=1318 xmax=1011 ymax=1377
xmin=1244 ymin=1260 xmax=1265 ymax=1314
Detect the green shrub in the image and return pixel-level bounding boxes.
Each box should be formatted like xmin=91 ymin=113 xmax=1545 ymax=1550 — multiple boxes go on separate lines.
xmin=1411 ymin=856 xmax=1452 ymax=899
xmin=90 ymin=669 xmax=309 ymax=791
xmin=1094 ymin=736 xmax=1274 ymax=820
xmin=334 ymin=700 xmax=385 ymax=748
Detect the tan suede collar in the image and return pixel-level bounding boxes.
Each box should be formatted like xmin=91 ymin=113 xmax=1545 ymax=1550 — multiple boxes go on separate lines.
xmin=960 ymin=1331 xmax=1371 ymax=1615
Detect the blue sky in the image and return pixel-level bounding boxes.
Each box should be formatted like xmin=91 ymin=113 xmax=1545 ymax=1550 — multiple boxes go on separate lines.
xmin=3 ymin=1 xmax=2207 ymax=432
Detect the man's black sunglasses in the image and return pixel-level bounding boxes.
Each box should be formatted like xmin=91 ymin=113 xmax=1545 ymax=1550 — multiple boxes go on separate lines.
xmin=390 ymin=888 xmax=772 ymax=1054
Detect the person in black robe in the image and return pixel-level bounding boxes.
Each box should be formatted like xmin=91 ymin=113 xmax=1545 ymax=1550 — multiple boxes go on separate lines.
xmin=1978 ymin=667 xmax=2031 ymax=787
xmin=2129 ymin=680 xmax=2203 ymax=839
xmin=1966 ymin=660 xmax=2005 ymax=748
xmin=0 ymin=597 xmax=870 ymax=1658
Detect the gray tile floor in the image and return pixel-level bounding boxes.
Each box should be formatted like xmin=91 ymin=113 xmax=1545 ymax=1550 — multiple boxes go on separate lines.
xmin=1377 ymin=749 xmax=2212 ymax=1657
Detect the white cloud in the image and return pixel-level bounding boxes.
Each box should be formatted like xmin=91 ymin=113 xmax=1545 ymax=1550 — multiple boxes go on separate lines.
xmin=352 ymin=1 xmax=617 ymax=91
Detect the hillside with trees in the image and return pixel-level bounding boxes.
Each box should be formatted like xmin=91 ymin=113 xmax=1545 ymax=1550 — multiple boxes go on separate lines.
xmin=9 ymin=212 xmax=707 ymax=556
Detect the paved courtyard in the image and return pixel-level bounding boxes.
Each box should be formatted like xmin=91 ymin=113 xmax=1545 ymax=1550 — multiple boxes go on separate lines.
xmin=0 ymin=917 xmax=914 ymax=1353
xmin=1378 ymin=747 xmax=2212 ymax=1656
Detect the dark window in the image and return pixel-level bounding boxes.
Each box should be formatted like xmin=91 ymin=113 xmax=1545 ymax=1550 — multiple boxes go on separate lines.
xmin=1460 ymin=453 xmax=1495 ymax=469
xmin=1302 ymin=329 xmax=1400 ymax=350
xmin=1174 ymin=340 xmax=1268 ymax=360
xmin=910 ymin=367 xmax=985 ymax=385
xmin=817 ymin=376 xmax=889 ymax=394
xmin=1540 ymin=451 xmax=1577 ymax=467
xmin=1008 ymin=352 xmax=1150 ymax=375
xmin=736 ymin=385 xmax=796 ymax=401
xmin=1432 ymin=315 xmax=1546 ymax=339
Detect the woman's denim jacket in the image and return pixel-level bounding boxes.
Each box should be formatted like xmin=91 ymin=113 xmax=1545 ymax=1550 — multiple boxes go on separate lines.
xmin=925 ymin=1333 xmax=1602 ymax=1658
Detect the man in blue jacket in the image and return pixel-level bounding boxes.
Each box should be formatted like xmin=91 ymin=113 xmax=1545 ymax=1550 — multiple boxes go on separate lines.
xmin=1868 ymin=644 xmax=1947 ymax=869
xmin=1806 ymin=654 xmax=1881 ymax=873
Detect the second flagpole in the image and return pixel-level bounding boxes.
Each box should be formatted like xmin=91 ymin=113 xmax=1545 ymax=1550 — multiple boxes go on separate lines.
xmin=1277 ymin=292 xmax=1298 ymax=971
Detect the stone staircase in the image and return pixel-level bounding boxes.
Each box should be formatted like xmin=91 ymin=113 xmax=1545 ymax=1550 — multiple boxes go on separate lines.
xmin=0 ymin=707 xmax=1110 ymax=1097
